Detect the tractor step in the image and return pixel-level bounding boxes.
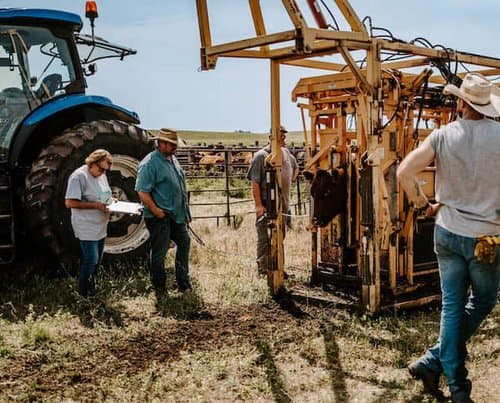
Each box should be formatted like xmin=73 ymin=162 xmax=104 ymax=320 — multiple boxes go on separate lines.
xmin=0 ymin=172 xmax=16 ymax=264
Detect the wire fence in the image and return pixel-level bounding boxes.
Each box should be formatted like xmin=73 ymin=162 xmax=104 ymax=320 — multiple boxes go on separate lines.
xmin=179 ymin=146 xmax=310 ymax=226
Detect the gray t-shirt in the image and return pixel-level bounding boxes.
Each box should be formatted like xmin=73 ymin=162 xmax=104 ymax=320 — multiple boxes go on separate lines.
xmin=246 ymin=146 xmax=298 ymax=211
xmin=65 ymin=165 xmax=112 ymax=241
xmin=429 ymin=118 xmax=500 ymax=237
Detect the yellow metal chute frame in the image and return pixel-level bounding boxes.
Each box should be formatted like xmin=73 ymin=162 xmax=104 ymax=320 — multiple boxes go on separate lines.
xmin=195 ymin=0 xmax=500 ymax=311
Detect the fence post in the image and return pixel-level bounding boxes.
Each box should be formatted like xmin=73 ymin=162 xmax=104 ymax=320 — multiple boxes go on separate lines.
xmin=225 ymin=150 xmax=231 ymax=225
xmin=296 ymin=176 xmax=302 ymax=215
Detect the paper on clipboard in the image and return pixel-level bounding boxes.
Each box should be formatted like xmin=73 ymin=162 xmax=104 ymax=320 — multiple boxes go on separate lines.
xmin=107 ymin=201 xmax=143 ymax=215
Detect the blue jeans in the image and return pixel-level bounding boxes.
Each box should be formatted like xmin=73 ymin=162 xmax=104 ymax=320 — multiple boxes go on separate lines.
xmin=79 ymin=238 xmax=105 ymax=297
xmin=419 ymin=225 xmax=499 ymax=393
xmin=145 ymin=216 xmax=191 ymax=291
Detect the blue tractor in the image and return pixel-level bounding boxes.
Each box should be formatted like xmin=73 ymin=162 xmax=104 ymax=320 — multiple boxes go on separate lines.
xmin=0 ymin=6 xmax=151 ymax=266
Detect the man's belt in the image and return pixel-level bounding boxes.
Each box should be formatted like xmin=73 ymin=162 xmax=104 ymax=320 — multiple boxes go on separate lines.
xmin=474 ymin=235 xmax=500 ymax=264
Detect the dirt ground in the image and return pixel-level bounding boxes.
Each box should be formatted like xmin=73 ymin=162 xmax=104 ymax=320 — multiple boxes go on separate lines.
xmin=1 ymin=283 xmax=498 ymax=402
xmin=0 ymin=214 xmax=498 ymax=402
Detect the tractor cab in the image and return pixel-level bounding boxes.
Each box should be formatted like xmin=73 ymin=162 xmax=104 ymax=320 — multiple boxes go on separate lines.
xmin=0 ymin=19 xmax=77 ymax=160
xmin=0 ymin=8 xmax=135 ymax=162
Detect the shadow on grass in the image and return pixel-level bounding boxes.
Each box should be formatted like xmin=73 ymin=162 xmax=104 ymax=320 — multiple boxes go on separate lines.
xmin=321 ymin=321 xmax=348 ymax=403
xmin=274 ymin=290 xmax=309 ymax=319
xmin=345 ymin=372 xmax=421 ymax=402
xmin=154 ymin=281 xmax=210 ymax=320
xmin=0 ymin=259 xmax=150 ymax=328
xmin=320 ymin=320 xmax=441 ymax=403
xmin=255 ymin=339 xmax=292 ymax=403
xmin=75 ymin=294 xmax=125 ymax=328
xmin=333 ymin=308 xmax=442 ymax=370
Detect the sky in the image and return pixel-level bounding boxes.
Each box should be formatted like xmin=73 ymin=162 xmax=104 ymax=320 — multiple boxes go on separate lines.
xmin=1 ymin=0 xmax=499 ymax=132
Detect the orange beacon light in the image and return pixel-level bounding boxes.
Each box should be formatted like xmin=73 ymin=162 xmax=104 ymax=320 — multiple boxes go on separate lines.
xmin=85 ymin=1 xmax=98 ymax=20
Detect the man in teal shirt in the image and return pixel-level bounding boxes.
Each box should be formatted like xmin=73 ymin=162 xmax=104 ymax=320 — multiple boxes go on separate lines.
xmin=135 ymin=128 xmax=191 ymax=300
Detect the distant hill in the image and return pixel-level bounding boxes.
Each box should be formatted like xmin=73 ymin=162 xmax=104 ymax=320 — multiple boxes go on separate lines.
xmin=148 ymin=129 xmax=305 ymax=147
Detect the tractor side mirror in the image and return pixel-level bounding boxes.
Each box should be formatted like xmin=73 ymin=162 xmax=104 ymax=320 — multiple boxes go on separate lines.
xmin=4 ymin=53 xmax=16 ymax=71
xmin=84 ymin=63 xmax=97 ymax=76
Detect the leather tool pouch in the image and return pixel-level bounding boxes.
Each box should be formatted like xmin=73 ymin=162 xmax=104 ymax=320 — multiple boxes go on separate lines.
xmin=474 ymin=235 xmax=500 ymax=264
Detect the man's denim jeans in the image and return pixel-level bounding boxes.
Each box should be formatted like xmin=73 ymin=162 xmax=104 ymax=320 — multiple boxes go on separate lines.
xmin=145 ymin=216 xmax=191 ymax=291
xmin=79 ymin=238 xmax=105 ymax=297
xmin=419 ymin=225 xmax=499 ymax=393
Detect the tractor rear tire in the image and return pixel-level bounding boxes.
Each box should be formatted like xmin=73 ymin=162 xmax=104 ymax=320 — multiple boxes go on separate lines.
xmin=24 ymin=120 xmax=153 ymax=265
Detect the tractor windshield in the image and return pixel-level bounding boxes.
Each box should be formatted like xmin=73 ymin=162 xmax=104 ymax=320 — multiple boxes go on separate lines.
xmin=0 ymin=24 xmax=77 ymax=160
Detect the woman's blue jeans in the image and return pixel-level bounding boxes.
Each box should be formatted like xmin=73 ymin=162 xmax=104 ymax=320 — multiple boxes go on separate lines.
xmin=144 ymin=216 xmax=191 ymax=292
xmin=79 ymin=238 xmax=105 ymax=297
xmin=419 ymin=225 xmax=499 ymax=393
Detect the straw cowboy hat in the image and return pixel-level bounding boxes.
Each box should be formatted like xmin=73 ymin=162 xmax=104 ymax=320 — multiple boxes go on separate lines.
xmin=148 ymin=128 xmax=179 ymax=145
xmin=443 ymin=72 xmax=500 ymax=118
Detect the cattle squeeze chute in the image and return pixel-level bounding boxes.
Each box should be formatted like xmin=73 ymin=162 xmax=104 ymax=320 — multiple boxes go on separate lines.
xmin=195 ymin=0 xmax=500 ymax=312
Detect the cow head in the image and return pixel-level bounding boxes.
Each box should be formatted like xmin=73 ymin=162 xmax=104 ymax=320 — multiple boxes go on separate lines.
xmin=304 ymin=168 xmax=347 ymax=227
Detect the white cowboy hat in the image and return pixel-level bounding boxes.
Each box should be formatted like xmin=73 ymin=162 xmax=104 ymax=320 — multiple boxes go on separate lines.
xmin=443 ymin=73 xmax=500 ymax=118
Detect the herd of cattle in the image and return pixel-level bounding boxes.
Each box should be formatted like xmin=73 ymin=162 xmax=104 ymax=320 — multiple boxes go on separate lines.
xmin=176 ymin=146 xmax=306 ymax=173
xmin=196 ymin=150 xmax=253 ymax=168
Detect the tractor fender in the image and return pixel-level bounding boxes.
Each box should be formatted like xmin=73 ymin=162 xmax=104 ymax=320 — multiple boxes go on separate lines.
xmin=9 ymin=94 xmax=140 ymax=168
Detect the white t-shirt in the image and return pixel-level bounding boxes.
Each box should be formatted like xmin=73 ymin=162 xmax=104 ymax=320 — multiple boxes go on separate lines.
xmin=65 ymin=165 xmax=112 ymax=241
xmin=429 ymin=118 xmax=500 ymax=237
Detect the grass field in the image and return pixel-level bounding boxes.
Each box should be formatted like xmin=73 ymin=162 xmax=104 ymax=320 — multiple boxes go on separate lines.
xmin=0 ymin=189 xmax=498 ymax=402
xmin=154 ymin=129 xmax=306 ymax=147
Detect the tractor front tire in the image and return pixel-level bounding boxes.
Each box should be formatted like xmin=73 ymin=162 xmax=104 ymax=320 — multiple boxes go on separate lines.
xmin=24 ymin=120 xmax=153 ymax=265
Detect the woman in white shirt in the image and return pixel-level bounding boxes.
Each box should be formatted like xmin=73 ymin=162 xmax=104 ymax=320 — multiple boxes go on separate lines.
xmin=65 ymin=149 xmax=112 ymax=297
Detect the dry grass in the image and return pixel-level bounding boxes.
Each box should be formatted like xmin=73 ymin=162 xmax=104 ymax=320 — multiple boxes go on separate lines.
xmin=0 ymin=190 xmax=498 ymax=402
xmin=175 ymin=129 xmax=306 ymax=147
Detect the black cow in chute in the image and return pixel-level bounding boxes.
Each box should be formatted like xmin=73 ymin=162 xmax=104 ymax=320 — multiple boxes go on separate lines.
xmin=304 ymin=168 xmax=347 ymax=227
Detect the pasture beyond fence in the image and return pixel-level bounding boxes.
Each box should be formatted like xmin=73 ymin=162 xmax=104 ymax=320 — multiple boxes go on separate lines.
xmin=178 ymin=146 xmax=309 ymax=226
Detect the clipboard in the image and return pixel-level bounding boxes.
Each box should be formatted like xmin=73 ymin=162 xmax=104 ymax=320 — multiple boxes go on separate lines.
xmin=107 ymin=201 xmax=143 ymax=215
